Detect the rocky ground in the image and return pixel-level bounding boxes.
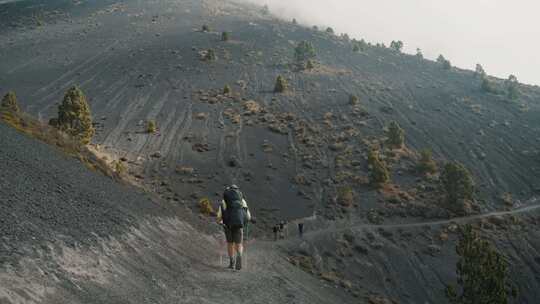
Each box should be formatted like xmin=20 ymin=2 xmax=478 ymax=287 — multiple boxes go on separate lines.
xmin=2 ymin=0 xmax=540 ymax=303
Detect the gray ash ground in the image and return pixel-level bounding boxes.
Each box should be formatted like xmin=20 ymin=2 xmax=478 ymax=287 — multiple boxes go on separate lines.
xmin=2 ymin=0 xmax=540 ymax=303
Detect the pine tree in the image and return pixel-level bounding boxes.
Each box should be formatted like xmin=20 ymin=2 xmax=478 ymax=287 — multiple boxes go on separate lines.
xmin=446 ymin=225 xmax=516 ymax=304
xmin=55 ymin=86 xmax=94 ymax=144
xmin=368 ymin=150 xmax=390 ymax=187
xmin=274 ymin=75 xmax=288 ymax=93
xmin=505 ymin=75 xmax=519 ymax=100
xmin=390 ymin=40 xmax=404 ymax=52
xmin=475 ymin=64 xmax=486 ymax=77
xmin=440 ymin=162 xmax=474 ymax=206
xmin=386 ymin=121 xmax=405 ymax=148
xmin=294 ymin=41 xmax=316 ymax=64
xmin=221 ymin=31 xmax=229 ymax=41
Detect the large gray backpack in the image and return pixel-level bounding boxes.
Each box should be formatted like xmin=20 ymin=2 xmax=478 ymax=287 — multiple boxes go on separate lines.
xmin=223 ymin=188 xmax=246 ymax=228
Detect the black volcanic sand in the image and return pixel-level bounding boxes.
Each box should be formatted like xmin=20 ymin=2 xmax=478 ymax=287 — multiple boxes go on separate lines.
xmin=0 ymin=122 xmax=355 ymax=304
xmin=2 ymin=0 xmax=540 ymax=302
xmin=1 ymin=0 xmax=539 ymax=230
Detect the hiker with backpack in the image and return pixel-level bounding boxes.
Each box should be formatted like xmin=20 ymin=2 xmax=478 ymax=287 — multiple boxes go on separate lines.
xmin=216 ymin=184 xmax=253 ymax=270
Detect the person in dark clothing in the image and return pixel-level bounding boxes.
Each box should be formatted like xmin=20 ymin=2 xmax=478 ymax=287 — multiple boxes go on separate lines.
xmin=298 ymin=222 xmax=304 ymax=238
xmin=216 ymin=185 xmax=252 ymax=270
xmin=279 ymin=221 xmax=285 ymax=239
xmin=273 ymin=225 xmax=279 ymax=241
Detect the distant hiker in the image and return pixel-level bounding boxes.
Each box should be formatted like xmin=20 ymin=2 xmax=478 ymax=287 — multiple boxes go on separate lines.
xmin=298 ymin=222 xmax=304 ymax=238
xmin=216 ymin=184 xmax=252 ymax=270
xmin=279 ymin=220 xmax=285 ymax=239
xmin=273 ymin=225 xmax=279 ymax=241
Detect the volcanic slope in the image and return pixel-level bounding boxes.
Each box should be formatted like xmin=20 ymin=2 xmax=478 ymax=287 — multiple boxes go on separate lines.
xmin=2 ymin=0 xmax=540 ymax=228
xmin=0 ymin=121 xmax=355 ymax=303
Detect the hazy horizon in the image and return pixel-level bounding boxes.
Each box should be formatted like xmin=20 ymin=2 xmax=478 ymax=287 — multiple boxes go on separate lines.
xmin=243 ymin=0 xmax=540 ymax=86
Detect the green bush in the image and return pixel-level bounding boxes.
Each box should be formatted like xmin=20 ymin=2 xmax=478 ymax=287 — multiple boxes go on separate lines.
xmin=417 ymin=148 xmax=437 ymax=174
xmin=204 ymin=49 xmax=216 ymax=61
xmin=274 ymin=75 xmax=288 ymax=93
xmin=368 ymin=150 xmax=389 ymax=187
xmin=202 ymin=24 xmax=210 ymax=32
xmin=337 ymin=186 xmax=354 ymax=207
xmin=352 ymin=44 xmax=360 ymax=52
xmin=54 ymin=86 xmax=95 ymax=145
xmin=349 ymin=94 xmax=359 ymax=105
xmin=223 ymin=85 xmax=231 ymax=95
xmin=440 ymin=161 xmax=474 ymax=206
xmin=386 ymin=121 xmax=405 ymax=148
xmin=147 ymin=120 xmax=157 ymax=133
xmin=306 ymin=59 xmax=315 ymax=70
xmin=221 ymin=31 xmax=229 ymax=41
xmin=481 ymin=76 xmax=498 ymax=94
xmin=446 ymin=225 xmax=516 ymax=304
xmin=1 ymin=91 xmax=20 ymax=113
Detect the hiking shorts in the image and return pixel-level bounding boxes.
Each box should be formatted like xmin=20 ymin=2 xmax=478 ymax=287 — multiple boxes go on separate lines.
xmin=224 ymin=226 xmax=243 ymax=244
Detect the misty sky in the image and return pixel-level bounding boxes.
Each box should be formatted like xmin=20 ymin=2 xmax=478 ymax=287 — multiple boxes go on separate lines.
xmin=244 ymin=0 xmax=540 ymax=86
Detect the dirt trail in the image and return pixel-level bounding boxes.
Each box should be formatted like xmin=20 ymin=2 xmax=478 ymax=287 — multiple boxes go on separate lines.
xmin=284 ymin=196 xmax=540 ymax=240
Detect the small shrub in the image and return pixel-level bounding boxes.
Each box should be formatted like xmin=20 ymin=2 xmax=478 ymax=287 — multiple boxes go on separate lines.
xmin=113 ymin=160 xmax=126 ymax=176
xmin=326 ymin=27 xmax=334 ymax=34
xmin=202 ymin=24 xmax=210 ymax=32
xmin=199 ymin=197 xmax=214 ymax=216
xmin=221 ymin=31 xmax=229 ymax=41
xmin=306 ymin=59 xmax=315 ymax=70
xmin=54 ymin=86 xmax=94 ymax=144
xmin=337 ymin=186 xmax=354 ymax=207
xmin=1 ymin=91 xmax=20 ymax=113
xmin=440 ymin=161 xmax=474 ymax=206
xmin=349 ymin=94 xmax=359 ymax=105
xmin=352 ymin=44 xmax=360 ymax=52
xmin=223 ymin=85 xmax=231 ymax=95
xmin=417 ymin=148 xmax=437 ymax=174
xmin=368 ymin=150 xmax=390 ymax=187
xmin=147 ymin=120 xmax=157 ymax=133
xmin=386 ymin=121 xmax=405 ymax=148
xmin=274 ymin=75 xmax=288 ymax=93
xmin=204 ymin=49 xmax=216 ymax=61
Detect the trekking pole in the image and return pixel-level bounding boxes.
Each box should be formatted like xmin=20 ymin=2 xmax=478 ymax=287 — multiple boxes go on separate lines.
xmin=244 ymin=222 xmax=249 ymax=269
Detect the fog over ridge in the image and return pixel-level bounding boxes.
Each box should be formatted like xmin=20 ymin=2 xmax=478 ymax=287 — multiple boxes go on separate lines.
xmin=242 ymin=0 xmax=540 ymax=86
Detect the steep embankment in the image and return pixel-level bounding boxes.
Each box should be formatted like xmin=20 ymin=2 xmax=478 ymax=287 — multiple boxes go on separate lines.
xmin=0 ymin=121 xmax=354 ymax=303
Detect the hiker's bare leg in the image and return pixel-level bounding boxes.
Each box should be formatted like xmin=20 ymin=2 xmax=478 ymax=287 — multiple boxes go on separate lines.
xmin=235 ymin=243 xmax=243 ymax=255
xmin=228 ymin=243 xmax=236 ymax=257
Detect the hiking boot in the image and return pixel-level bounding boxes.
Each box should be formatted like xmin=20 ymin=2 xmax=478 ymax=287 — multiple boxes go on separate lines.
xmin=228 ymin=257 xmax=235 ymax=269
xmin=235 ymin=255 xmax=242 ymax=270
